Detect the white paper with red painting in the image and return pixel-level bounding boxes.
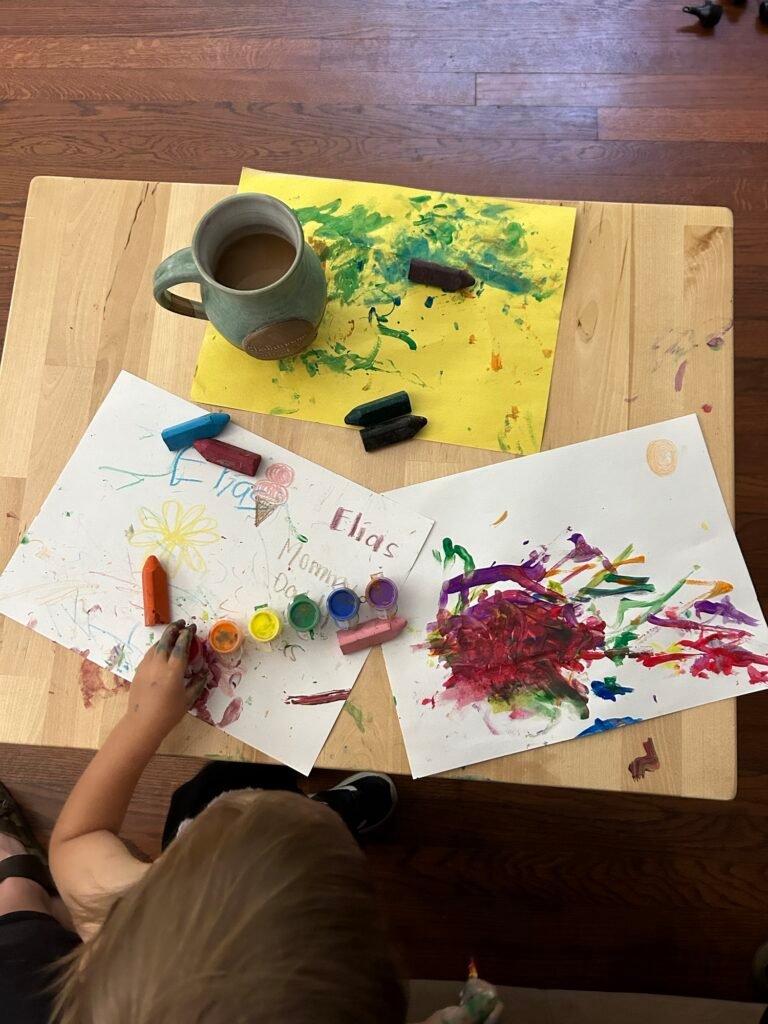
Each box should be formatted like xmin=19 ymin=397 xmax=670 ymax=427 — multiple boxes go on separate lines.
xmin=382 ymin=416 xmax=768 ymax=778
xmin=0 ymin=372 xmax=433 ymax=774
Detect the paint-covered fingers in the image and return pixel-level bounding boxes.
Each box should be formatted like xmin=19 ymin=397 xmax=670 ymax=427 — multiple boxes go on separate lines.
xmin=170 ymin=623 xmax=197 ymax=665
xmin=156 ymin=620 xmax=186 ymax=656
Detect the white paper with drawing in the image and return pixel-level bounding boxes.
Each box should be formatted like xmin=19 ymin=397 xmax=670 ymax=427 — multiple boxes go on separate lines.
xmin=0 ymin=372 xmax=433 ymax=774
xmin=382 ymin=416 xmax=768 ymax=778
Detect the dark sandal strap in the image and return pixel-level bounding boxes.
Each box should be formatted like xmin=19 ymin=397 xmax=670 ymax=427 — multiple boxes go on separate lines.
xmin=0 ymin=854 xmax=57 ymax=897
xmin=0 ymin=781 xmax=46 ymax=861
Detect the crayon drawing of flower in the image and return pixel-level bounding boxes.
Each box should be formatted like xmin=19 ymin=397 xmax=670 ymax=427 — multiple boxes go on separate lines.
xmin=129 ymin=500 xmax=221 ymax=574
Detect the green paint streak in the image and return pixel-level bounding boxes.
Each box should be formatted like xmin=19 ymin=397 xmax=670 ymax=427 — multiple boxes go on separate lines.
xmin=297 ymin=534 xmax=308 ymax=543
xmin=577 ymin=544 xmax=634 ymax=596
xmin=432 ymin=548 xmax=443 ymax=563
xmin=344 ymin=701 xmax=365 ymax=733
xmin=375 ymin=322 xmax=417 ymax=350
xmin=441 ymin=537 xmax=476 ymax=574
xmin=584 ymin=584 xmax=655 ymax=597
xmin=20 ymin=534 xmax=30 ymax=544
xmin=604 ymin=573 xmax=650 ymax=585
xmin=295 ymin=336 xmax=384 ymax=377
xmin=612 ymin=572 xmax=692 ymax=630
xmin=269 ymin=405 xmax=300 ymax=416
xmin=409 ymin=194 xmax=432 ymax=205
xmin=546 ymin=579 xmax=564 ymax=595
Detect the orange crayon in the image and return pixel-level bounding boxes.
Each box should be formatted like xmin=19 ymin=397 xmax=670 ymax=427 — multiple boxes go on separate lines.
xmin=142 ymin=555 xmax=171 ymax=626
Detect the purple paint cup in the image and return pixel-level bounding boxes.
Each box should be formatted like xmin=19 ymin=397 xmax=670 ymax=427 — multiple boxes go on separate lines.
xmin=365 ymin=575 xmax=399 ymax=619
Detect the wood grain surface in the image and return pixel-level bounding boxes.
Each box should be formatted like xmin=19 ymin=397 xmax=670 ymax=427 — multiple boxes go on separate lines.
xmin=0 ymin=0 xmax=766 ymax=1003
xmin=0 ymin=175 xmax=736 ymax=799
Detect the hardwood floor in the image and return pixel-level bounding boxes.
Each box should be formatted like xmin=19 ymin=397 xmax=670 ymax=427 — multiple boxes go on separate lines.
xmin=1 ymin=0 xmax=767 ymax=1004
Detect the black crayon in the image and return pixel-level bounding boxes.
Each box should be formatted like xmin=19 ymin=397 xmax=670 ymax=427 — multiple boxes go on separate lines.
xmin=345 ymin=391 xmax=412 ymax=427
xmin=361 ymin=414 xmax=428 ymax=453
xmin=408 ymin=258 xmax=475 ymax=292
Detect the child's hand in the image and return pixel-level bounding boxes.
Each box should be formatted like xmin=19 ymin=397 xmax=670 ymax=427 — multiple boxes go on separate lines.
xmin=127 ymin=621 xmax=206 ymax=739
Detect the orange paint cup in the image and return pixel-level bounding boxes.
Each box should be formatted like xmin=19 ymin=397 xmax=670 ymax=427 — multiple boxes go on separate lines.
xmin=208 ymin=618 xmax=243 ymax=655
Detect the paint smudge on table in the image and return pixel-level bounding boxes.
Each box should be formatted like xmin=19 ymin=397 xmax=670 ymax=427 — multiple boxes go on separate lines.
xmin=74 ymin=647 xmax=129 ymax=709
xmin=628 ymin=737 xmax=660 ymax=780
xmin=344 ymin=700 xmax=366 ymax=733
xmin=701 ymin=403 xmax=713 ymax=413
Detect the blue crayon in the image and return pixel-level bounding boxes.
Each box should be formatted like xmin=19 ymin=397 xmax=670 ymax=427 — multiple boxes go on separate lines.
xmin=161 ymin=412 xmax=230 ymax=451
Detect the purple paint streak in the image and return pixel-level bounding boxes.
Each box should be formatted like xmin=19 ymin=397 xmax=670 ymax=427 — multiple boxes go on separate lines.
xmin=693 ymin=595 xmax=759 ymax=627
xmin=674 ymin=360 xmax=688 ymax=392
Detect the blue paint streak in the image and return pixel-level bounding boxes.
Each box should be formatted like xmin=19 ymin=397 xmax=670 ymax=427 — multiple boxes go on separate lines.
xmin=590 ymin=679 xmax=635 ymax=702
xmin=578 ymin=716 xmax=642 ymax=737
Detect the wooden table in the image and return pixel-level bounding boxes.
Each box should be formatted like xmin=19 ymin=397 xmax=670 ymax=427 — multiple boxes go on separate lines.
xmin=0 ymin=176 xmax=735 ymax=797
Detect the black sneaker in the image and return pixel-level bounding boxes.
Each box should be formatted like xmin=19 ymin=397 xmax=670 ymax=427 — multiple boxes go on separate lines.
xmin=313 ymin=772 xmax=397 ymax=835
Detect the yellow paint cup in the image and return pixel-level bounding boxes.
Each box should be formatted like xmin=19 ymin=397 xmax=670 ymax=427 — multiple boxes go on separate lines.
xmin=248 ymin=608 xmax=282 ymax=645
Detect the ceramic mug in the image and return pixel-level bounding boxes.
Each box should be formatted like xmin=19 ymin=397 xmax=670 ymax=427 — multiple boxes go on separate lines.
xmin=152 ymin=193 xmax=327 ymax=360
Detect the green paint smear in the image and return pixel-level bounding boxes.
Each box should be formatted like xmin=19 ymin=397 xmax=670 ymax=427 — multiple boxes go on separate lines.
xmin=20 ymin=535 xmax=30 ymax=545
xmin=269 ymin=405 xmax=300 ymax=416
xmin=344 ymin=701 xmax=365 ymax=733
xmin=432 ymin=548 xmax=443 ymax=563
xmin=374 ymin=322 xmax=417 ymax=351
xmin=441 ymin=537 xmax=476 ymax=574
xmin=584 ymin=583 xmax=655 ymax=597
xmin=612 ymin=572 xmax=692 ymax=630
xmin=281 ymin=191 xmax=559 ymax=381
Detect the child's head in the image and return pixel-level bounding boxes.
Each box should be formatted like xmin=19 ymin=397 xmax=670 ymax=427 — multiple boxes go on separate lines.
xmin=54 ymin=790 xmax=407 ymax=1024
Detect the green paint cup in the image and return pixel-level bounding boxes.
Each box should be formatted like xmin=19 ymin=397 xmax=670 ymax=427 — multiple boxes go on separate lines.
xmin=288 ymin=594 xmax=321 ymax=633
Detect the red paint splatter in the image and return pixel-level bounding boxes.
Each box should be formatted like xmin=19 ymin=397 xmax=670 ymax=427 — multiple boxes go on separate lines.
xmin=674 ymin=360 xmax=687 ymax=392
xmin=421 ymin=696 xmax=436 ymax=709
xmin=284 ymin=688 xmax=351 ymax=706
xmin=635 ymin=627 xmax=768 ymax=677
xmin=706 ymin=336 xmax=725 ymax=350
xmin=701 ymin=403 xmax=713 ymax=413
xmin=428 ymin=586 xmax=604 ymax=716
xmin=218 ymin=698 xmax=243 ymax=727
xmin=628 ymin=738 xmax=660 ymax=781
xmin=188 ymin=638 xmax=244 ymax=726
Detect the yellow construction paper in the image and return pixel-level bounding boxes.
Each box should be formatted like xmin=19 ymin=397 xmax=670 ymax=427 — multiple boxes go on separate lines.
xmin=191 ymin=168 xmax=576 ymax=454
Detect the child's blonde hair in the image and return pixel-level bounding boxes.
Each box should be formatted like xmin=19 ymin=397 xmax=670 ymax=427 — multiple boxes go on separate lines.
xmin=53 ymin=789 xmax=407 ymax=1023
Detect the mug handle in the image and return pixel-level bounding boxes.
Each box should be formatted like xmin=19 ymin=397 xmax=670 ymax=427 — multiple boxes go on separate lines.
xmin=152 ymin=247 xmax=207 ymax=319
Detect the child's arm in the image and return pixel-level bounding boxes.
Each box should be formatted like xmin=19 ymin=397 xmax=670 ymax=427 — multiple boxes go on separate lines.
xmin=50 ymin=621 xmax=203 ymax=934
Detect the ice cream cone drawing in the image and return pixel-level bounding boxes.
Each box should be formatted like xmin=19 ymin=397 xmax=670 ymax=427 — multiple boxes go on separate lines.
xmin=252 ymin=463 xmax=294 ymax=527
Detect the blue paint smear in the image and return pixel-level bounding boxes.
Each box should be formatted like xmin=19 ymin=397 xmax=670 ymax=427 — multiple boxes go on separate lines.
xmin=591 ymin=678 xmax=635 ymax=702
xmin=578 ymin=716 xmax=642 ymax=737
xmin=424 ymin=295 xmax=435 ymax=308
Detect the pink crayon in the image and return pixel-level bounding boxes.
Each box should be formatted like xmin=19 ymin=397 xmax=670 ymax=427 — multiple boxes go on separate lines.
xmin=337 ymin=616 xmax=407 ymax=655
xmin=192 ymin=438 xmax=262 ymax=477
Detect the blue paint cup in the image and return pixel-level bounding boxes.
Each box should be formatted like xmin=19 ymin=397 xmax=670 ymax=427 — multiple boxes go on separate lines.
xmin=327 ymin=587 xmax=360 ymax=630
